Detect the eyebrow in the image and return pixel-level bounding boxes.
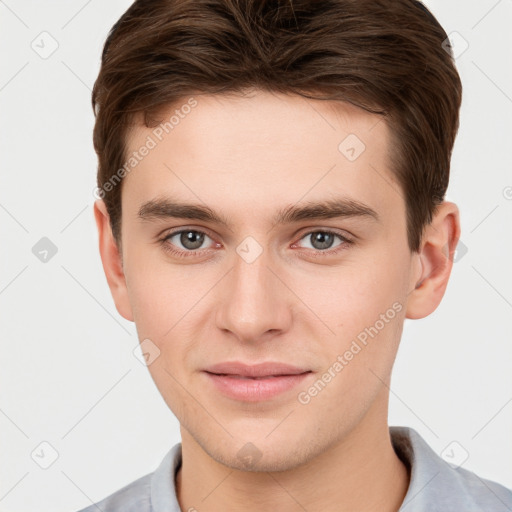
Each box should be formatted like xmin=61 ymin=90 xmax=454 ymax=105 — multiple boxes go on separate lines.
xmin=138 ymin=196 xmax=379 ymax=228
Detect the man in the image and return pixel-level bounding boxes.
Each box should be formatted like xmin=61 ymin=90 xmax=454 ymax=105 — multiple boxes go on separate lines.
xmin=78 ymin=0 xmax=512 ymax=510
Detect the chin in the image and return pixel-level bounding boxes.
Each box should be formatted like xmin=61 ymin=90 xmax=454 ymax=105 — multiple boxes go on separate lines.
xmin=197 ymin=431 xmax=319 ymax=473
xmin=217 ymin=446 xmax=306 ymax=473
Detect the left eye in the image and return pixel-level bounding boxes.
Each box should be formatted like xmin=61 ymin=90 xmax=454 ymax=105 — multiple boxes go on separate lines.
xmin=296 ymin=231 xmax=346 ymax=251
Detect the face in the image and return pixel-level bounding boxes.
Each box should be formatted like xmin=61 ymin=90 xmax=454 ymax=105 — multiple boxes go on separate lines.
xmin=100 ymin=89 xmax=431 ymax=471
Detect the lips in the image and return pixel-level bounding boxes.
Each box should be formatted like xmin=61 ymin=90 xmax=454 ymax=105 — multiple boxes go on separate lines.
xmin=204 ymin=361 xmax=311 ymax=378
xmin=203 ymin=361 xmax=313 ymax=401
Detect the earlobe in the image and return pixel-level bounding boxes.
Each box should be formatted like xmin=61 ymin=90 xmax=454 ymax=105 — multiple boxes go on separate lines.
xmin=94 ymin=199 xmax=134 ymax=322
xmin=405 ymin=201 xmax=461 ymax=320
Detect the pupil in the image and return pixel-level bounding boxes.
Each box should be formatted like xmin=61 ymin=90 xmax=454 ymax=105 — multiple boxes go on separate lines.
xmin=181 ymin=231 xmax=204 ymax=250
xmin=312 ymin=232 xmax=333 ymax=250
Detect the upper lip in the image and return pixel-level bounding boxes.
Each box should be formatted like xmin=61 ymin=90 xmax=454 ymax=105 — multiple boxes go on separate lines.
xmin=204 ymin=361 xmax=311 ymax=378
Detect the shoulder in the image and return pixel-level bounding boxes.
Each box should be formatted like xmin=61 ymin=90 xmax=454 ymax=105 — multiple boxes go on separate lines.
xmin=450 ymin=464 xmax=512 ymax=510
xmin=74 ymin=472 xmax=153 ymax=512
xmin=73 ymin=443 xmax=182 ymax=512
xmin=391 ymin=426 xmax=512 ymax=511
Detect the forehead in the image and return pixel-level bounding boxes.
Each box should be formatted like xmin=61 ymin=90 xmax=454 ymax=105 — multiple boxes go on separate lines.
xmin=121 ymin=90 xmax=402 ymax=226
xmin=128 ymin=89 xmax=388 ymax=152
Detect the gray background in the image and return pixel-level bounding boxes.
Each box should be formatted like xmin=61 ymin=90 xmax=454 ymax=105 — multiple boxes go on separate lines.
xmin=1 ymin=1 xmax=511 ymax=511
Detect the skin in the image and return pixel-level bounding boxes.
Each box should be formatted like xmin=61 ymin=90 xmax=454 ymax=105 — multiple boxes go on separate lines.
xmin=95 ymin=89 xmax=460 ymax=512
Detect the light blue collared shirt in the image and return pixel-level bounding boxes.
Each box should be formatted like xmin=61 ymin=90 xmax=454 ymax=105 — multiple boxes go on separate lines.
xmin=75 ymin=426 xmax=512 ymax=511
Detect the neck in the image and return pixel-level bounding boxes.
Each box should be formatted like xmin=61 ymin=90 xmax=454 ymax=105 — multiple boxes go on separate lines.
xmin=175 ymin=399 xmax=410 ymax=512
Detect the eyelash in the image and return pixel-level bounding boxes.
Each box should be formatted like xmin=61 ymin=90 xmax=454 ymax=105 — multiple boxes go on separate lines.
xmin=159 ymin=228 xmax=354 ymax=259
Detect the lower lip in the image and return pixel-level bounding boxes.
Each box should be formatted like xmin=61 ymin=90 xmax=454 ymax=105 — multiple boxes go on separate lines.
xmin=204 ymin=371 xmax=312 ymax=402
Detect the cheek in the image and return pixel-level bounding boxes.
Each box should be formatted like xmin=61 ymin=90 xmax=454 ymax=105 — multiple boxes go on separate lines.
xmin=124 ymin=244 xmax=197 ymax=335
xmin=299 ymin=254 xmax=405 ymax=328
xmin=127 ymin=272 xmax=170 ymax=337
xmin=125 ymin=249 xmax=210 ymax=370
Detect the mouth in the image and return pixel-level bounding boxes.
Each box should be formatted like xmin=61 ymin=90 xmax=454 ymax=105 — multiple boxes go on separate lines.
xmin=207 ymin=374 xmax=297 ymax=380
xmin=204 ymin=361 xmax=311 ymax=378
xmin=202 ymin=361 xmax=313 ymax=401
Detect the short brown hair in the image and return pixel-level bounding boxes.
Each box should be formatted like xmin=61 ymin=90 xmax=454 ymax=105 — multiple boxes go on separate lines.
xmin=92 ymin=0 xmax=462 ymax=252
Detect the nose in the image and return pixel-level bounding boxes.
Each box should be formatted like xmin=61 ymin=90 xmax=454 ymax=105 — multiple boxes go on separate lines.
xmin=215 ymin=244 xmax=293 ymax=344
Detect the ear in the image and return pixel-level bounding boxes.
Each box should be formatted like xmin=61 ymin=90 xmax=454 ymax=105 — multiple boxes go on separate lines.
xmin=94 ymin=199 xmax=134 ymax=322
xmin=405 ymin=201 xmax=461 ymax=319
